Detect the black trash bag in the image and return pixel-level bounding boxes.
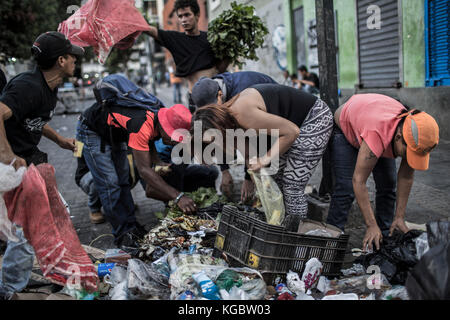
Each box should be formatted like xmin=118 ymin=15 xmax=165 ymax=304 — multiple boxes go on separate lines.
xmin=355 ymin=230 xmax=423 ymax=285
xmin=405 ymin=243 xmax=450 ymax=300
xmin=426 ymin=220 xmax=450 ymax=249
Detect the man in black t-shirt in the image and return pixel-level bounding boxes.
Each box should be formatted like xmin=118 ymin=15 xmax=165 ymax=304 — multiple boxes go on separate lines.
xmin=298 ymin=65 xmax=320 ymax=94
xmin=0 ymin=68 xmax=7 ymax=93
xmin=0 ymin=31 xmax=83 ymax=297
xmin=144 ymin=0 xmax=222 ymax=111
xmin=0 ymin=31 xmax=84 ymax=170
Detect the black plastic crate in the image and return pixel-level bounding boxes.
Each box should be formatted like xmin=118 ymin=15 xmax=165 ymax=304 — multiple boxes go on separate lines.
xmin=214 ymin=205 xmax=349 ymax=285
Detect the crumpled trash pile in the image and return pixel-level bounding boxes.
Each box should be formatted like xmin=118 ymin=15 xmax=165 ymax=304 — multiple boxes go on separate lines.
xmin=266 ymin=221 xmax=449 ymax=300
xmin=99 ymin=246 xmax=268 ymax=300
xmin=136 ymin=215 xmax=218 ymax=262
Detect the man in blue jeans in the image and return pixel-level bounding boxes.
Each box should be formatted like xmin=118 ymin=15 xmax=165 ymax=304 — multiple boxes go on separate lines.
xmin=326 ymin=94 xmax=439 ymax=251
xmin=76 ymin=100 xmax=202 ymax=250
xmin=75 ymin=155 xmax=104 ymax=224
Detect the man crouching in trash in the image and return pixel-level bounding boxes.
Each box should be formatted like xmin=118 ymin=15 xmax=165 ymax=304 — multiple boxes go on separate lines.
xmin=76 ymin=91 xmax=198 ymax=251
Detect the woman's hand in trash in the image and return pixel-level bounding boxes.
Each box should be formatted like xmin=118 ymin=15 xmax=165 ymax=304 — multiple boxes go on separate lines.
xmin=363 ymin=224 xmax=383 ymax=252
xmin=248 ymin=156 xmax=270 ymax=172
xmin=389 ymin=218 xmax=410 ymax=236
xmin=177 ymin=195 xmax=197 ymax=214
xmin=241 ymin=179 xmax=255 ymax=203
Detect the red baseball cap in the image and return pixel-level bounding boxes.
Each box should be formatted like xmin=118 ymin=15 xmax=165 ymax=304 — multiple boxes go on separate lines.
xmin=158 ymin=104 xmax=192 ymax=143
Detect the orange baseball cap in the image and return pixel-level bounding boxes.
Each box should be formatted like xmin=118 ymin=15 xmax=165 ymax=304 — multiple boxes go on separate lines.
xmin=400 ymin=110 xmax=439 ymax=171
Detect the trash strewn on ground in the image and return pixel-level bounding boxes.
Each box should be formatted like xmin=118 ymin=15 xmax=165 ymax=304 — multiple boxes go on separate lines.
xmin=7 ymin=180 xmax=445 ymax=300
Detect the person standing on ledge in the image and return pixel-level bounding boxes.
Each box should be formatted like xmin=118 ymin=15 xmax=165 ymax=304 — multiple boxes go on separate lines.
xmin=144 ymin=0 xmax=225 ymax=112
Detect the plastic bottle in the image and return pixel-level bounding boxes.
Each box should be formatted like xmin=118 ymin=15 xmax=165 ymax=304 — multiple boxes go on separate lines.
xmin=192 ymin=271 xmax=221 ymax=300
xmin=95 ymin=262 xmax=116 ymax=277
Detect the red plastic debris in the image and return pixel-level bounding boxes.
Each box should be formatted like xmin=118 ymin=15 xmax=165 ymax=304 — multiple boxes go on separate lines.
xmin=58 ymin=0 xmax=151 ymax=64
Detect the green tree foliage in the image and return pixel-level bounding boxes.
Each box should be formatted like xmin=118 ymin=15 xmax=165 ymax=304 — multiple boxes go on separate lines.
xmin=208 ymin=1 xmax=269 ymax=69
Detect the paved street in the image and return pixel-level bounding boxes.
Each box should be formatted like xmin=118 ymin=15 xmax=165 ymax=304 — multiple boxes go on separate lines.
xmin=37 ymin=84 xmax=450 ymax=256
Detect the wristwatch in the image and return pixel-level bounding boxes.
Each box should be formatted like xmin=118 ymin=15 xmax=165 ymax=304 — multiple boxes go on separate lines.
xmin=174 ymin=192 xmax=184 ymax=205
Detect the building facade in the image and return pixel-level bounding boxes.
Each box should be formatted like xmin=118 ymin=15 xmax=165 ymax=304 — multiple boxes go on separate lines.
xmin=208 ymin=0 xmax=450 ymax=139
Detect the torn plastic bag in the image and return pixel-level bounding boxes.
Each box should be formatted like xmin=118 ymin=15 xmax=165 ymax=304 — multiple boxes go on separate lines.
xmin=4 ymin=164 xmax=98 ymax=292
xmin=215 ymin=269 xmax=243 ymax=291
xmin=330 ymin=274 xmax=391 ymax=295
xmin=58 ymin=0 xmax=151 ymax=64
xmin=354 ymin=230 xmax=423 ymax=285
xmin=0 ymin=162 xmax=26 ymax=242
xmin=426 ymin=220 xmax=450 ymax=248
xmin=220 ymin=286 xmax=249 ymax=300
xmin=414 ymin=233 xmax=429 ymax=260
xmin=381 ymin=286 xmax=409 ymax=300
xmin=127 ymin=259 xmax=170 ymax=300
xmin=405 ymin=242 xmax=449 ymax=300
xmin=248 ymin=169 xmax=285 ymax=226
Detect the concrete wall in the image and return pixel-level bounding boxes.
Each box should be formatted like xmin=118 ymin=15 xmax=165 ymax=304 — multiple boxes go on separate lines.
xmin=402 ymin=0 xmax=426 ymax=88
xmin=333 ymin=0 xmax=358 ymax=89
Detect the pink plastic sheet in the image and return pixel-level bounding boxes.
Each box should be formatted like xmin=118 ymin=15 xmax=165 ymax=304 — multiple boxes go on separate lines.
xmin=4 ymin=164 xmax=98 ymax=292
xmin=58 ymin=0 xmax=151 ymax=64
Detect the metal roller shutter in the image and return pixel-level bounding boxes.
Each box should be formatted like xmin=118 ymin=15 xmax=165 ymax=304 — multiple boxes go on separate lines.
xmin=357 ymin=0 xmax=401 ymax=88
xmin=426 ymin=0 xmax=450 ymax=87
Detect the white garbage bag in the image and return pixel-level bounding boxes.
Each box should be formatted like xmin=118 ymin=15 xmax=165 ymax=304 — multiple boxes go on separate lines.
xmin=0 ymin=162 xmax=26 ymax=242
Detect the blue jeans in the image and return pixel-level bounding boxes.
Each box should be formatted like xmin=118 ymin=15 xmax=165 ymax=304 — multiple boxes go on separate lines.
xmin=326 ymin=129 xmax=397 ymax=232
xmin=76 ymin=121 xmax=136 ymax=240
xmin=0 ymin=226 xmax=35 ymax=293
xmin=79 ymin=172 xmax=102 ymax=213
xmin=173 ymin=83 xmax=181 ymax=104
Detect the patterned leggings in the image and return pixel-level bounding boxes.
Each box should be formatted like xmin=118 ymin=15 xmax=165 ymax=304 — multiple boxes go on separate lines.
xmin=273 ymin=99 xmax=334 ymax=219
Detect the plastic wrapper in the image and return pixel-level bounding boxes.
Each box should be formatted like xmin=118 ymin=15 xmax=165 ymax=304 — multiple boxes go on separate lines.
xmin=108 ymin=280 xmax=128 ymax=300
xmin=330 ymin=274 xmax=391 ymax=295
xmin=341 ymin=264 xmax=366 ymax=277
xmin=286 ymin=270 xmax=306 ymax=294
xmin=322 ymin=293 xmax=359 ymax=300
xmin=413 ymin=233 xmax=429 ymax=260
xmin=104 ymin=265 xmax=128 ymax=287
xmin=316 ymin=276 xmax=331 ymax=294
xmin=127 ymin=259 xmax=170 ymax=300
xmin=220 ymin=286 xmax=249 ymax=300
xmin=239 ymin=278 xmax=267 ymax=300
xmin=248 ymin=170 xmax=285 ymax=226
xmin=0 ymin=162 xmax=26 ymax=242
xmin=301 ymin=258 xmax=323 ymax=290
xmin=381 ymin=286 xmax=409 ymax=300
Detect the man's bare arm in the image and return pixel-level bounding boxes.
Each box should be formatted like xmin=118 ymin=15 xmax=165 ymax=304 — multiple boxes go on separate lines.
xmin=143 ymin=26 xmax=159 ymax=40
xmin=0 ymin=102 xmax=26 ymax=169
